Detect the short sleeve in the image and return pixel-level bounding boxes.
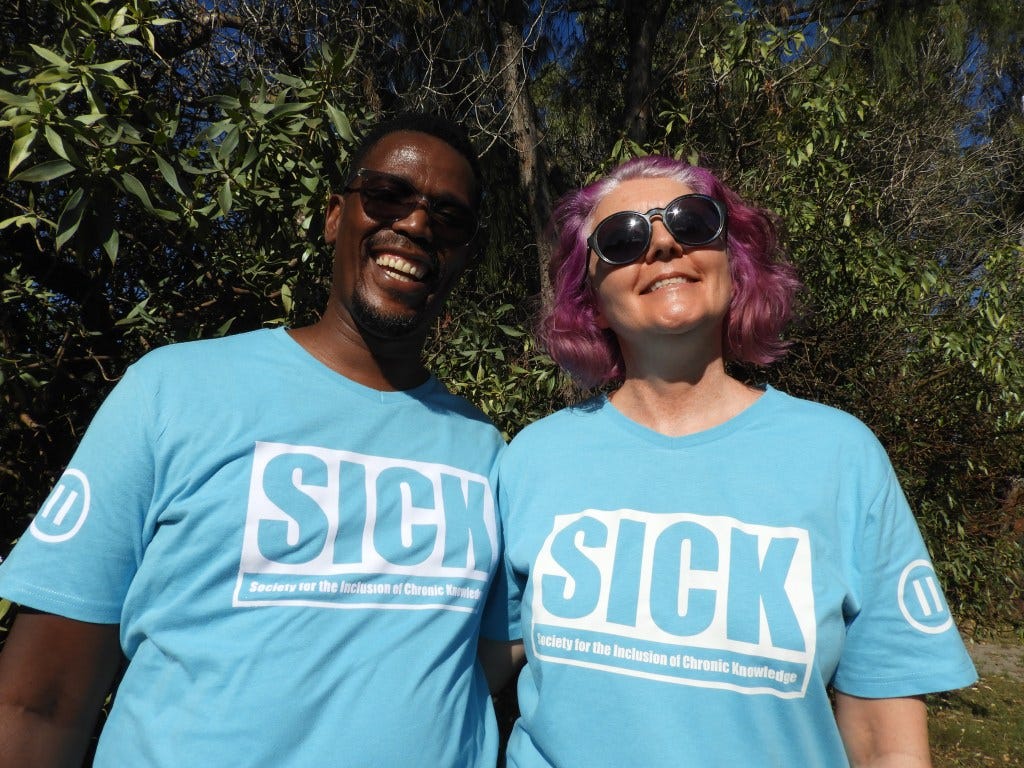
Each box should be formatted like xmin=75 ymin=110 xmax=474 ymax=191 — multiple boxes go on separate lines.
xmin=0 ymin=364 xmax=156 ymax=622
xmin=478 ymin=463 xmax=524 ymax=642
xmin=833 ymin=465 xmax=977 ymax=697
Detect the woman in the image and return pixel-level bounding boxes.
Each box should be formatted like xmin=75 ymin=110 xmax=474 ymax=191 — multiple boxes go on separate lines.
xmin=492 ymin=156 xmax=976 ymax=767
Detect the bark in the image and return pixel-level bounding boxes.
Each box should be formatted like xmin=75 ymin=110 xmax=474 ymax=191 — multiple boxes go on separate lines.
xmin=495 ymin=12 xmax=555 ymax=305
xmin=619 ymin=0 xmax=673 ymax=145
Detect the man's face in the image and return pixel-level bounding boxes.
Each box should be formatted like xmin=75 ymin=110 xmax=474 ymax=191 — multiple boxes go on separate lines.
xmin=325 ymin=130 xmax=478 ymax=340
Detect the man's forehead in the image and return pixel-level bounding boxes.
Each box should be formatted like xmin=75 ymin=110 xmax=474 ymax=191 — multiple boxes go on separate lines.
xmin=361 ymin=131 xmax=477 ymax=199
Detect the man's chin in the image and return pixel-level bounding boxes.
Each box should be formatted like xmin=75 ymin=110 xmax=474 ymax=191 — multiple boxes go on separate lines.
xmin=351 ymin=297 xmax=424 ymax=339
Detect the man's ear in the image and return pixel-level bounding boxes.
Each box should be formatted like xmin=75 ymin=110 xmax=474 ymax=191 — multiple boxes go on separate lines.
xmin=324 ymin=194 xmax=345 ymax=243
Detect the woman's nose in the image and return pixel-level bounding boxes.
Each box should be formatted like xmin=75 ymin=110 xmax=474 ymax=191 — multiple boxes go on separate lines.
xmin=644 ymin=216 xmax=680 ymax=262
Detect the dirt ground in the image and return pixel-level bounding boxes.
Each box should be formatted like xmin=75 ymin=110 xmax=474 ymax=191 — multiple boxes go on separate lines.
xmin=965 ymin=638 xmax=1024 ymax=679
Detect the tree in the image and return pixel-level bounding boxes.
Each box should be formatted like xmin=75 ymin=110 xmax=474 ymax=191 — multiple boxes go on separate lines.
xmin=2 ymin=0 xmax=1022 ymax=638
xmin=3 ymin=1 xmax=1023 ymax=762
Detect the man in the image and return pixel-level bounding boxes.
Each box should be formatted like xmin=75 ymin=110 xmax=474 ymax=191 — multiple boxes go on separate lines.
xmin=0 ymin=113 xmax=506 ymax=767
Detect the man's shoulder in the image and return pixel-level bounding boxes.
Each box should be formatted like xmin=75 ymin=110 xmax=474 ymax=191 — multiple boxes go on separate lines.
xmin=134 ymin=328 xmax=277 ymax=369
xmin=115 ymin=329 xmax=287 ymax=406
xmin=420 ymin=381 xmax=506 ymax=442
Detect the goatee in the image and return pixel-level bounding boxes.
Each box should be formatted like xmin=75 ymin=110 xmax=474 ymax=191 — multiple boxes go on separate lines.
xmin=351 ymin=291 xmax=423 ymax=338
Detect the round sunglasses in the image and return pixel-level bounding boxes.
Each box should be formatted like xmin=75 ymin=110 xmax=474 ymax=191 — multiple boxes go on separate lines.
xmin=587 ymin=194 xmax=728 ymax=266
xmin=344 ymin=168 xmax=479 ymax=247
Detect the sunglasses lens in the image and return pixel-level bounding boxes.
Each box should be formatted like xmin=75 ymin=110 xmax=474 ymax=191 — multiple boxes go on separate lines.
xmin=358 ymin=176 xmax=417 ymax=219
xmin=424 ymin=203 xmax=477 ymax=246
xmin=590 ymin=196 xmax=725 ymax=266
xmin=664 ymin=197 xmax=724 ymax=245
xmin=356 ymin=172 xmax=476 ymax=246
xmin=594 ymin=213 xmax=650 ymax=265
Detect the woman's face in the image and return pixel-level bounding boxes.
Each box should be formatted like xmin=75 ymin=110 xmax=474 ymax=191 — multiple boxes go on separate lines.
xmin=587 ymin=177 xmax=732 ymax=353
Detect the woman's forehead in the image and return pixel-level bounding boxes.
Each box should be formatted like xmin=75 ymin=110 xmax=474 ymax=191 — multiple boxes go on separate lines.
xmin=592 ymin=177 xmax=696 ymax=222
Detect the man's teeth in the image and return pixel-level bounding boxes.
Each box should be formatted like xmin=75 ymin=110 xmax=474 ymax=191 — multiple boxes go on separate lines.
xmin=375 ymin=255 xmax=427 ymax=280
xmin=649 ymin=276 xmax=693 ymax=292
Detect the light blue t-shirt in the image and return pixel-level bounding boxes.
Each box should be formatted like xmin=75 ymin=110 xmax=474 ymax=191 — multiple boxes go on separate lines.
xmin=496 ymin=387 xmax=976 ymax=768
xmin=0 ymin=328 xmax=506 ymax=767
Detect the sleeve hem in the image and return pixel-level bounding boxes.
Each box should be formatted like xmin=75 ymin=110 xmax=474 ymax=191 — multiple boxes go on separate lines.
xmin=0 ymin=581 xmax=122 ymax=624
xmin=833 ymin=664 xmax=978 ymax=698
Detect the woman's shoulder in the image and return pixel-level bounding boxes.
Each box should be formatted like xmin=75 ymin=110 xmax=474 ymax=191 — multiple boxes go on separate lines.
xmin=506 ymin=395 xmax=606 ymax=447
xmin=765 ymin=386 xmax=870 ymax=427
xmin=761 ymin=386 xmax=888 ymax=456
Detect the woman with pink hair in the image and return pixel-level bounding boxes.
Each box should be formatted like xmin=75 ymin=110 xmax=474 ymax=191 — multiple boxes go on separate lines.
xmin=485 ymin=156 xmax=976 ymax=767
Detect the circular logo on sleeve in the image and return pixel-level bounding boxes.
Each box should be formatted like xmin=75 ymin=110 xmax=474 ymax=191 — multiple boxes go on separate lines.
xmin=29 ymin=469 xmax=91 ymax=543
xmin=897 ymin=559 xmax=953 ymax=634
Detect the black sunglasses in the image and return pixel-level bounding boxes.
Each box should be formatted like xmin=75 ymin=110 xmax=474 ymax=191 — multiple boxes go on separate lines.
xmin=343 ymin=168 xmax=479 ymax=247
xmin=587 ymin=194 xmax=728 ymax=266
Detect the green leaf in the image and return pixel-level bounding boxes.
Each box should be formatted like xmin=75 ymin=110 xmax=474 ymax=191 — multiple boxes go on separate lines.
xmin=97 ymin=73 xmax=132 ymax=91
xmin=122 ymin=172 xmax=154 ymax=210
xmin=218 ymin=127 xmax=239 ymax=161
xmin=217 ymin=181 xmax=233 ymax=215
xmin=326 ymin=102 xmax=354 ymax=142
xmin=102 ymin=227 xmax=119 ymax=263
xmin=91 ymin=59 xmax=131 ymax=73
xmin=29 ymin=69 xmax=73 ymax=85
xmin=0 ymin=89 xmax=38 ymax=108
xmin=29 ymin=44 xmax=70 ymax=68
xmin=10 ymin=159 xmax=74 ymax=182
xmin=155 ymin=155 xmax=186 ymax=196
xmin=215 ymin=317 xmax=235 ymax=336
xmin=55 ymin=187 xmax=88 ymax=250
xmin=0 ymin=213 xmax=39 ymax=229
xmin=151 ymin=207 xmax=180 ymax=222
xmin=43 ymin=125 xmax=81 ymax=165
xmin=8 ymin=130 xmax=37 ymax=176
xmin=280 ymin=282 xmax=293 ymax=313
xmin=270 ymin=72 xmax=306 ymax=88
xmin=268 ymin=102 xmax=314 ymax=118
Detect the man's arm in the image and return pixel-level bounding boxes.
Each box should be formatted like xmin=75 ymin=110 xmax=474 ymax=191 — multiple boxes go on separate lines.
xmin=477 ymin=638 xmax=525 ymax=694
xmin=835 ymin=691 xmax=932 ymax=767
xmin=0 ymin=610 xmax=122 ymax=768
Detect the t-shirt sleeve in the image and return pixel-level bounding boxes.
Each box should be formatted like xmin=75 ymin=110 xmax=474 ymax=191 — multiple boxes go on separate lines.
xmin=477 ymin=459 xmax=524 ymax=642
xmin=832 ymin=461 xmax=977 ymax=698
xmin=478 ymin=540 xmax=524 ymax=641
xmin=0 ymin=364 xmax=156 ymax=623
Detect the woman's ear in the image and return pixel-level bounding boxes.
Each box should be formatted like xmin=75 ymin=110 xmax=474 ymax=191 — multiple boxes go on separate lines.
xmin=592 ymin=287 xmax=610 ymax=329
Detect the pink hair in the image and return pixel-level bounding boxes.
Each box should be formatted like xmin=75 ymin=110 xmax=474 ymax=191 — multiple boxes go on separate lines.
xmin=539 ymin=155 xmax=801 ymax=388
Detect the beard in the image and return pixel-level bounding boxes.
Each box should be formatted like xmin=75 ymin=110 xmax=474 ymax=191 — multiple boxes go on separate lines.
xmin=350 ymin=287 xmax=426 ymax=338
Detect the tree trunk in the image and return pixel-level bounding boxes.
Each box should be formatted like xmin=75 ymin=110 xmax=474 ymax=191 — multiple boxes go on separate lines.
xmin=495 ymin=13 xmax=554 ymax=305
xmin=619 ymin=0 xmax=673 ymax=145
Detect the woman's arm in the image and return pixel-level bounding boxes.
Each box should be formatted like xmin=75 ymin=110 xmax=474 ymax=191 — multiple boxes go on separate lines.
xmin=0 ymin=610 xmax=122 ymax=768
xmin=834 ymin=691 xmax=932 ymax=768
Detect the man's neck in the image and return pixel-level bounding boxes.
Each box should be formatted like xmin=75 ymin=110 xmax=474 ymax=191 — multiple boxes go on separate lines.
xmin=287 ymin=319 xmax=430 ymax=392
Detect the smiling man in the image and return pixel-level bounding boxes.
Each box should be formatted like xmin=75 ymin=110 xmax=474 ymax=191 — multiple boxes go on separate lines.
xmin=0 ymin=113 xmax=507 ymax=768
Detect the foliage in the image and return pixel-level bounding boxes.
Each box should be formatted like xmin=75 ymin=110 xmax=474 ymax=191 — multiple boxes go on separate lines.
xmin=1 ymin=0 xmax=1023 ymax=630
xmin=569 ymin=1 xmax=1024 ymax=628
xmin=1 ymin=1 xmax=1023 ymax=764
xmin=425 ymin=281 xmax=564 ymax=441
xmin=0 ymin=0 xmax=363 ymax=539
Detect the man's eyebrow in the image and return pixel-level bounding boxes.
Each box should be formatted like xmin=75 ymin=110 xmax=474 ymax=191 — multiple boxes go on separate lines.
xmin=433 ymin=190 xmax=474 ymax=208
xmin=368 ymin=167 xmax=475 ymax=208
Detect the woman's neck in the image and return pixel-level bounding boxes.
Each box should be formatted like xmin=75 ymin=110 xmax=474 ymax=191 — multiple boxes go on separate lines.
xmin=609 ymin=364 xmax=762 ymax=438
